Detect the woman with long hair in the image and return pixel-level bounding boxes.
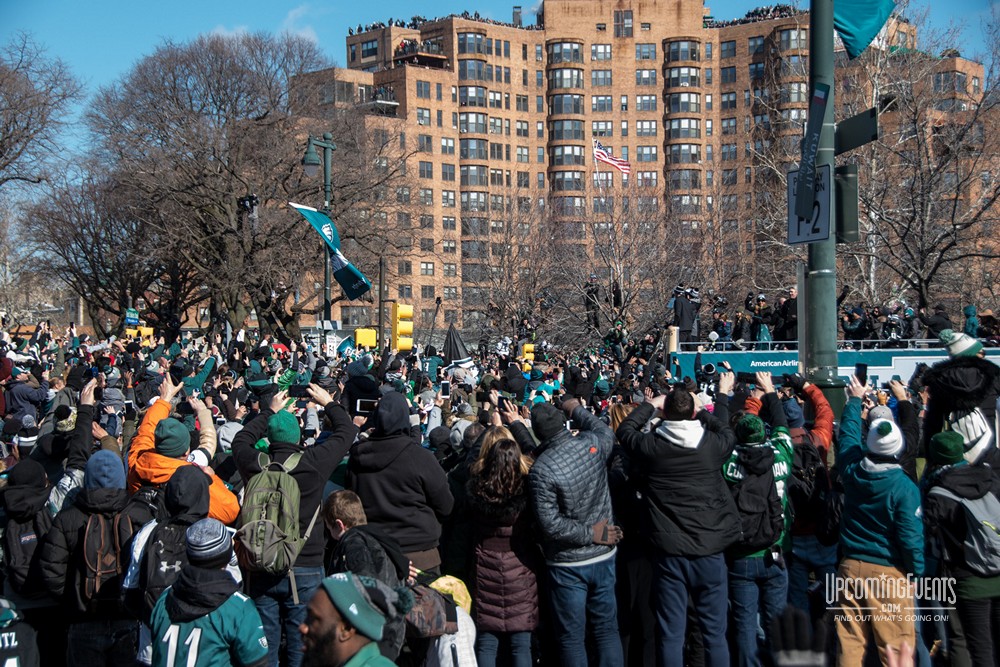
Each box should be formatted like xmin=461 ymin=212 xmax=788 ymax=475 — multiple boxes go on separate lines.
xmin=467 ymin=438 xmax=539 ymax=667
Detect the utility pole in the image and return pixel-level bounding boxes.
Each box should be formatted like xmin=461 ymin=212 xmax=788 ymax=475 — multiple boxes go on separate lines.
xmin=802 ymin=0 xmax=844 ymax=411
xmin=377 ymin=255 xmax=386 ymax=348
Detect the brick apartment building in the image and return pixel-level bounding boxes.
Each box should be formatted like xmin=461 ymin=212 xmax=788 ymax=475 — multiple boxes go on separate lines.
xmin=291 ymin=0 xmax=989 ymax=343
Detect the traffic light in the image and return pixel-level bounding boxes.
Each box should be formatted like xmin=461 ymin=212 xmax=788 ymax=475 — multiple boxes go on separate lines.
xmin=391 ymin=302 xmax=413 ymax=351
xmin=523 ymin=343 xmax=535 ymax=362
xmin=354 ymin=328 xmax=377 ymax=349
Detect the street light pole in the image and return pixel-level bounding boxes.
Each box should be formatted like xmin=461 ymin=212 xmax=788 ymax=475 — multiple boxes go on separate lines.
xmin=302 ymin=132 xmax=337 ymax=323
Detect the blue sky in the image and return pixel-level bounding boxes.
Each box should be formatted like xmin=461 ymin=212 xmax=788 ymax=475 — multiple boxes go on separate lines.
xmin=1 ymin=0 xmax=992 ymax=108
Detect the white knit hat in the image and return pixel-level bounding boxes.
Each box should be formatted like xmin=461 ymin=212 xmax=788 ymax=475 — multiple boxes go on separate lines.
xmin=867 ymin=418 xmax=903 ymax=457
xmin=939 ymin=329 xmax=983 ymax=358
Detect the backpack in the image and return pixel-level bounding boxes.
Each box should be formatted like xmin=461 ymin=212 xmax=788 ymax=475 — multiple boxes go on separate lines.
xmin=815 ymin=467 xmax=844 ymax=547
xmin=234 ymin=452 xmax=319 ymax=587
xmin=139 ymin=522 xmax=189 ymax=624
xmin=928 ymin=486 xmax=1000 ymax=576
xmin=125 ymin=485 xmax=163 ymax=527
xmin=3 ymin=510 xmax=54 ymax=597
xmin=787 ymin=439 xmax=827 ymax=523
xmin=727 ymin=447 xmax=783 ymax=553
xmin=81 ymin=512 xmax=134 ymax=614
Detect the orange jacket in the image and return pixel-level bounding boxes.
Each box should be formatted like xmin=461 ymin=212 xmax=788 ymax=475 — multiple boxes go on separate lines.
xmin=127 ymin=399 xmax=240 ymax=525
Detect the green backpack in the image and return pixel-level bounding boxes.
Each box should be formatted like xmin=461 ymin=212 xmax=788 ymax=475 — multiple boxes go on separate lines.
xmin=235 ymin=452 xmax=319 ymax=599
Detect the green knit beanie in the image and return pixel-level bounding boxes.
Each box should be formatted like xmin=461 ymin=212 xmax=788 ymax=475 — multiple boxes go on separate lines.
xmin=267 ymin=411 xmax=301 ymax=445
xmin=735 ymin=414 xmax=767 ymax=444
xmin=154 ymin=418 xmax=191 ymax=458
xmin=929 ymin=431 xmax=966 ymax=466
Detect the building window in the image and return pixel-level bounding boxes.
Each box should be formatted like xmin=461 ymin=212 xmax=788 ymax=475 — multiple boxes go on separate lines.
xmin=721 ymin=40 xmax=736 ymax=59
xmin=441 ymin=137 xmax=455 ymax=155
xmin=636 ymin=120 xmax=657 ymax=137
xmin=592 ymin=44 xmax=612 ymax=61
xmin=421 ymin=286 xmax=436 ymax=299
xmin=721 ymin=66 xmax=737 ymax=84
xmin=443 ymin=286 xmax=458 ymax=300
xmin=416 ymin=80 xmax=431 ymax=98
xmin=441 ymin=190 xmax=456 ymax=208
xmin=667 ymin=41 xmax=699 ymax=62
xmin=420 ymin=261 xmax=435 ymax=276
xmin=636 ymin=95 xmax=657 ymax=111
xmin=441 ymin=164 xmax=455 ymax=181
xmin=636 ymin=146 xmax=657 ymax=162
xmin=418 ymin=134 xmax=433 ymax=152
xmin=721 ymin=117 xmax=737 ymax=135
xmin=444 ymin=262 xmax=457 ymax=277
xmin=592 ymin=120 xmax=613 ymax=137
xmin=668 ymin=118 xmax=701 ymax=139
xmin=361 ymin=40 xmax=378 ymax=58
xmin=781 ymin=82 xmax=807 ymax=103
xmin=748 ymin=36 xmax=764 ymax=54
xmin=635 ymin=43 xmax=656 ymax=60
xmin=637 ymin=171 xmax=658 ymax=187
xmin=721 ymin=92 xmax=737 ymax=110
xmin=780 ymin=29 xmax=807 ymax=50
xmin=635 ymin=69 xmax=657 ymax=86
xmin=398 ymin=260 xmax=412 ymax=275
xmin=669 ymin=144 xmax=700 ymax=163
xmin=591 ymin=69 xmax=613 ymax=87
xmin=548 ymin=42 xmax=583 ymax=63
xmin=398 ymin=284 xmax=412 ymax=299
xmin=419 ymin=238 xmax=434 ymax=252
xmin=666 ymin=67 xmax=700 ymax=88
xmin=613 ymin=10 xmax=633 ymax=38
xmin=396 ymin=187 xmax=410 ymax=204
xmin=442 ymin=240 xmax=456 ymax=254
xmin=416 ymin=108 xmax=430 ymax=125
xmin=592 ymin=95 xmax=613 ymax=112
xmin=419 ymin=161 xmax=433 ymax=179
xmin=748 ymin=62 xmax=765 ymax=79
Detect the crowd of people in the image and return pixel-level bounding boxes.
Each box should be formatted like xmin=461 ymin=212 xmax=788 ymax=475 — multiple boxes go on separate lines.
xmin=659 ymin=284 xmax=1000 ymax=352
xmin=0 ymin=313 xmax=996 ymax=667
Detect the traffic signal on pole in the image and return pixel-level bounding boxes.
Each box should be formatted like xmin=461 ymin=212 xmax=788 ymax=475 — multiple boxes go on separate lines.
xmin=523 ymin=343 xmax=535 ymax=362
xmin=391 ymin=303 xmax=413 ymax=352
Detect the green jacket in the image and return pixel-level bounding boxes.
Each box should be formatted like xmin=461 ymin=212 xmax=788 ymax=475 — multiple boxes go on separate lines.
xmin=344 ymin=642 xmax=397 ymax=667
xmin=723 ymin=427 xmax=795 ymax=557
xmin=837 ymin=397 xmax=924 ymax=576
xmin=151 ymin=588 xmax=268 ymax=666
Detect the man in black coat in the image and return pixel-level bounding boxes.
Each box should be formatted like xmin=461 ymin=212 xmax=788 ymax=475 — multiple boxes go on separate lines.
xmin=918 ymin=304 xmax=954 ymax=340
xmin=616 ymin=373 xmax=739 ymax=667
xmin=231 ymin=384 xmax=358 ymax=667
xmin=673 ymin=288 xmax=697 ymax=345
xmin=347 ymin=391 xmax=454 ymax=573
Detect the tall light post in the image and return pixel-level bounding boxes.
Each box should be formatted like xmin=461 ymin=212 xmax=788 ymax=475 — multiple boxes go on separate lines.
xmin=302 ymin=132 xmax=336 ymax=322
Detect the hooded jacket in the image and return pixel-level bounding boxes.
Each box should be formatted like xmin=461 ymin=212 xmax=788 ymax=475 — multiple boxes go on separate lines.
xmin=923 ymin=355 xmax=1000 ymax=452
xmin=467 ymin=484 xmax=539 ymax=633
xmin=616 ymin=399 xmax=740 ymax=557
xmin=963 ymin=305 xmax=980 ymax=338
xmin=127 ymin=399 xmax=239 ymax=525
xmin=231 ymin=401 xmax=358 ymax=568
xmin=4 ymin=378 xmax=49 ymax=421
xmin=39 ymin=486 xmax=137 ymax=618
xmin=837 ymin=397 xmax=924 ymax=576
xmin=529 ymin=405 xmax=617 ymax=564
xmin=2 ymin=469 xmax=53 ymax=596
xmin=347 ymin=392 xmax=454 ymax=554
xmin=923 ymin=462 xmax=1000 ymax=586
xmin=151 ymin=564 xmax=269 ymax=667
xmin=342 ymin=374 xmax=382 ymax=417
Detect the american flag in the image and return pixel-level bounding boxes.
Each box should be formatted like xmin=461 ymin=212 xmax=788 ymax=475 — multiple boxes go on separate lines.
xmin=593 ymin=140 xmax=631 ymax=175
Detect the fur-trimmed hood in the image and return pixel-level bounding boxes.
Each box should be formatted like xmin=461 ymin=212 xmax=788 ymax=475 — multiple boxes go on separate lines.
xmin=467 ymin=483 xmax=529 ymax=527
xmin=925 ymin=355 xmax=999 ymax=411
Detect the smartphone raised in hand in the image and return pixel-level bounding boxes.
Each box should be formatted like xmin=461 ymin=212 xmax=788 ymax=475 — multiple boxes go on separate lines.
xmin=854 ymin=363 xmax=868 ymax=386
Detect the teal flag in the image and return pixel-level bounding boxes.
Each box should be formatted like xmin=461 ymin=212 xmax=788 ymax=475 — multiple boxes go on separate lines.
xmin=834 ymin=0 xmax=896 ymax=59
xmin=337 ymin=337 xmax=355 ymax=355
xmin=288 ymin=202 xmax=372 ymax=300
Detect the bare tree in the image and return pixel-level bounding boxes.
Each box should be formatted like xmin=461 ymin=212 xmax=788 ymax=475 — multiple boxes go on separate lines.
xmin=0 ymin=33 xmax=82 ymax=193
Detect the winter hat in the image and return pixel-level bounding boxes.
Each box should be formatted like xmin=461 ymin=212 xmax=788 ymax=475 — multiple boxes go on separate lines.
xmin=154 ymin=418 xmax=191 ymax=458
xmin=346 ymin=359 xmax=369 ymax=378
xmin=15 ymin=415 xmax=39 ymax=450
xmin=54 ymin=405 xmax=78 ymax=433
xmin=1 ymin=419 xmax=20 ymax=439
xmin=929 ymin=431 xmax=966 ymax=466
xmin=531 ymin=402 xmax=566 ymax=442
xmin=320 ymin=573 xmax=388 ymax=641
xmin=428 ymin=426 xmax=451 ymax=454
xmin=735 ymin=414 xmax=767 ymax=444
xmin=267 ymin=411 xmax=301 ymax=445
xmin=593 ymin=379 xmax=610 ymax=397
xmin=186 ymin=518 xmax=233 ymax=568
xmin=84 ymin=450 xmax=126 ymax=490
xmin=939 ymin=329 xmax=983 ymax=358
xmin=782 ymin=398 xmax=805 ymax=429
xmin=866 ymin=419 xmax=903 ymax=458
xmin=867 ymin=405 xmax=894 ymax=424
xmin=6 ymin=458 xmax=47 ymax=488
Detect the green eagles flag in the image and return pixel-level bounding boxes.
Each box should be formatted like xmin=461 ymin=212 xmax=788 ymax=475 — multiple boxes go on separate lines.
xmin=288 ymin=202 xmax=372 ymax=301
xmin=834 ymin=0 xmax=896 ymax=59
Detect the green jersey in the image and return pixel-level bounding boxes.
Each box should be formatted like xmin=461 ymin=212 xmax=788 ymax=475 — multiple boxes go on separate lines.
xmin=150 ymin=590 xmax=268 ymax=667
xmin=722 ymin=427 xmax=795 ymax=557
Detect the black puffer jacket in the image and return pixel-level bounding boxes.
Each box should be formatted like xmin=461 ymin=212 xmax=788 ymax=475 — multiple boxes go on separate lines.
xmin=347 ymin=392 xmax=454 ymax=554
xmin=528 ymin=406 xmax=616 ymax=564
xmin=2 ymin=479 xmax=53 ymax=596
xmin=616 ymin=399 xmax=740 ymax=557
xmin=231 ymin=401 xmax=358 ymax=568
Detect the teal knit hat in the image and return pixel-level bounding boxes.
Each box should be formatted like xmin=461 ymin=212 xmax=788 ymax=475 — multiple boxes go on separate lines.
xmin=154 ymin=418 xmax=191 ymax=458
xmin=267 ymin=411 xmax=301 ymax=445
xmin=320 ymin=573 xmax=386 ymax=641
xmin=735 ymin=414 xmax=767 ymax=444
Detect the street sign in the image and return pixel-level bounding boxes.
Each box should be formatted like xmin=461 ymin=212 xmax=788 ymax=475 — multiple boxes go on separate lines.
xmin=794 ymin=81 xmax=831 ymax=219
xmin=835 ymin=107 xmax=879 ymax=156
xmin=125 ymin=308 xmax=140 ymax=326
xmin=787 ymin=164 xmax=832 ymax=245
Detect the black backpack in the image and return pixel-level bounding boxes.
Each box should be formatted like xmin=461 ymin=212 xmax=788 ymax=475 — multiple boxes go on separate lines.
xmin=815 ymin=467 xmax=844 ymax=547
xmin=3 ymin=510 xmax=54 ymax=597
xmin=139 ymin=522 xmax=189 ymax=624
xmin=728 ymin=447 xmax=784 ymax=554
xmin=787 ymin=439 xmax=827 ymax=523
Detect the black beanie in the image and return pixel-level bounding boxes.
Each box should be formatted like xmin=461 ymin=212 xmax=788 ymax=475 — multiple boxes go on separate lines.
xmin=531 ymin=403 xmax=565 ymax=442
xmin=7 ymin=458 xmax=47 ymax=488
